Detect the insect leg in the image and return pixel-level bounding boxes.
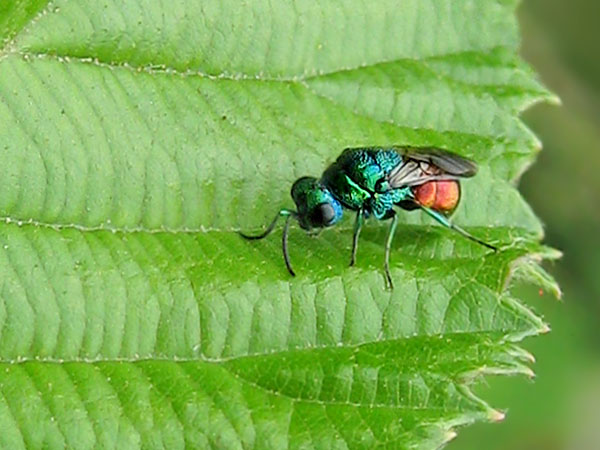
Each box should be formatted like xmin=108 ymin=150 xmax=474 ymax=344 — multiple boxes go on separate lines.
xmin=384 ymin=211 xmax=399 ymax=289
xmin=350 ymin=208 xmax=364 ymax=267
xmin=282 ymin=214 xmax=295 ymax=276
xmin=239 ymin=209 xmax=296 ymax=240
xmin=239 ymin=209 xmax=298 ymax=277
xmin=419 ymin=206 xmax=497 ymax=251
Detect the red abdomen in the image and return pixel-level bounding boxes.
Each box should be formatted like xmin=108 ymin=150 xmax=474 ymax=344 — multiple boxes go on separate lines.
xmin=412 ymin=180 xmax=461 ymax=214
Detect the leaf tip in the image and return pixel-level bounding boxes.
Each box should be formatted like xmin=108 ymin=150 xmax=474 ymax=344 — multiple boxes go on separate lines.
xmin=506 ymin=345 xmax=536 ymax=364
xmin=508 ymin=253 xmax=562 ymax=300
xmin=523 ymin=349 xmax=536 ymax=364
xmin=489 ymin=409 xmax=506 ymax=423
xmin=547 ymin=92 xmax=562 ymax=106
xmin=443 ymin=430 xmax=458 ymax=444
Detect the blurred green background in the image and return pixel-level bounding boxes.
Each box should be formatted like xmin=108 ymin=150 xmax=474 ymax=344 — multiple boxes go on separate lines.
xmin=453 ymin=1 xmax=600 ymax=449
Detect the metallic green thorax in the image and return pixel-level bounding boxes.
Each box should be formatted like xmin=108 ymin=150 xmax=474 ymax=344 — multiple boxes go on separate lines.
xmin=321 ymin=148 xmax=413 ymax=219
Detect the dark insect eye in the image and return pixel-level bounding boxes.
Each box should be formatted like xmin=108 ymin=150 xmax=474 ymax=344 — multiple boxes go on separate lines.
xmin=310 ymin=203 xmax=335 ymax=227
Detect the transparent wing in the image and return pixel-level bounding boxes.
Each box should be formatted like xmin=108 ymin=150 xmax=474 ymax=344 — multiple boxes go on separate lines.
xmin=387 ymin=147 xmax=478 ymax=188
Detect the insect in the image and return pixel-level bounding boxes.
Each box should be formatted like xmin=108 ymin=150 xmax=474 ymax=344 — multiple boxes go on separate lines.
xmin=240 ymin=146 xmax=496 ymax=288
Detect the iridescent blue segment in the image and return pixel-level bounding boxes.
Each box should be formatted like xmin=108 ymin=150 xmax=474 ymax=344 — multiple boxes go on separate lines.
xmin=374 ymin=148 xmax=404 ymax=176
xmin=368 ymin=188 xmax=411 ymax=219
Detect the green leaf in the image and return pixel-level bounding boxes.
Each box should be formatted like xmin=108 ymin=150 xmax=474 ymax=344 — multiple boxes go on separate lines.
xmin=0 ymin=1 xmax=558 ymax=448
